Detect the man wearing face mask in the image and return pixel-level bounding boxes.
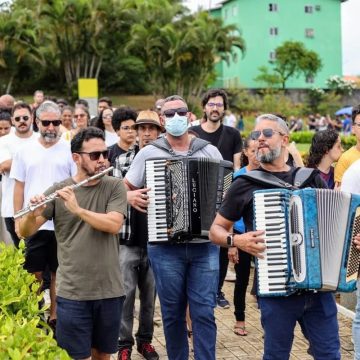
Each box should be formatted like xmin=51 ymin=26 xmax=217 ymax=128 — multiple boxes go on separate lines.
xmin=124 ymin=95 xmax=222 ymax=360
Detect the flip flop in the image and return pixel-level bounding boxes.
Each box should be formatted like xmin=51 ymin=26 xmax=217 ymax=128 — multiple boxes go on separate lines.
xmin=234 ymin=326 xmax=248 ymax=336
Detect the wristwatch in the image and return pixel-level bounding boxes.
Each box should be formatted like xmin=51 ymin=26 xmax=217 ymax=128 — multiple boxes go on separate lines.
xmin=226 ymin=233 xmax=235 ymax=247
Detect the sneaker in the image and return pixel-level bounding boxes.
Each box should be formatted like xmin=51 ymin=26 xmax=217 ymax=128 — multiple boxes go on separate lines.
xmin=137 ymin=342 xmax=159 ymax=360
xmin=217 ymin=292 xmax=230 ymax=309
xmin=118 ymin=348 xmax=132 ymax=360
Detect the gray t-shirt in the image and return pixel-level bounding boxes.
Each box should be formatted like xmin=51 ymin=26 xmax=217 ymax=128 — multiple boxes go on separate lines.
xmin=125 ymin=142 xmax=223 ymax=244
xmin=42 ymin=175 xmax=127 ymax=301
xmin=125 ymin=143 xmax=223 ymax=188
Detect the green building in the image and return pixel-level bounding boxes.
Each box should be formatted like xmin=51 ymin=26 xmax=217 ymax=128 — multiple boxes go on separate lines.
xmin=212 ymin=0 xmax=348 ymax=89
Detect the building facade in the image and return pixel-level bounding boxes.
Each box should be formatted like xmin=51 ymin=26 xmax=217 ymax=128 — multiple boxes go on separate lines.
xmin=212 ymin=0 xmax=348 ymax=89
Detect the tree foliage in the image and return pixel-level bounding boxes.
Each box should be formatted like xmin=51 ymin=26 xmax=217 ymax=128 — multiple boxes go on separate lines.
xmin=0 ymin=0 xmax=244 ymax=98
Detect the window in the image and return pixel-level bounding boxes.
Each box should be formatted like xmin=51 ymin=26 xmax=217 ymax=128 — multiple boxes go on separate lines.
xmin=305 ymin=28 xmax=314 ymax=38
xmin=269 ymin=3 xmax=278 ymax=12
xmin=224 ymin=8 xmax=229 ymax=19
xmin=306 ymin=75 xmax=314 ymax=84
xmin=232 ymin=5 xmax=238 ymax=16
xmin=305 ymin=5 xmax=313 ymax=13
xmin=269 ymin=51 xmax=276 ymax=61
xmin=270 ymin=27 xmax=278 ymax=36
xmin=315 ymin=5 xmax=321 ymax=11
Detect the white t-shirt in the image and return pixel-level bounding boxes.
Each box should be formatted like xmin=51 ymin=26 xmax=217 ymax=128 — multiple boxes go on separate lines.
xmin=105 ymin=130 xmax=119 ymax=147
xmin=10 ymin=139 xmax=77 ymax=230
xmin=341 ymin=159 xmax=360 ymax=194
xmin=0 ymin=132 xmax=39 ymax=217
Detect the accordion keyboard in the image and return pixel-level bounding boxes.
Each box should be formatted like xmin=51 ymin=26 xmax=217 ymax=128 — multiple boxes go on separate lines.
xmin=346 ymin=207 xmax=360 ymax=282
xmin=254 ymin=191 xmax=289 ymax=295
xmin=146 ymin=159 xmax=170 ymax=243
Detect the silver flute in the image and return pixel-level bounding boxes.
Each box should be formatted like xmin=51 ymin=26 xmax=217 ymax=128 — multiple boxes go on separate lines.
xmin=14 ymin=166 xmax=114 ymax=219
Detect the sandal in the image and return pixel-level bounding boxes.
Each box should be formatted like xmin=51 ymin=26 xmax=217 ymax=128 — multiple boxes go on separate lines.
xmin=234 ymin=325 xmax=248 ymax=336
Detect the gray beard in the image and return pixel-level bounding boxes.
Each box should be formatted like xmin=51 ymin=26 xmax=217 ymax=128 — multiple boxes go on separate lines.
xmin=256 ymin=146 xmax=281 ymax=164
xmin=42 ymin=133 xmax=58 ymax=143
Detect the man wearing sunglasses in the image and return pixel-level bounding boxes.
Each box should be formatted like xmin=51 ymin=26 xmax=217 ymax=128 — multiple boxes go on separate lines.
xmin=190 ymin=88 xmax=242 ymax=310
xmin=0 ymin=102 xmax=39 ymax=248
xmin=210 ymin=114 xmax=341 ymax=360
xmin=11 ymin=101 xmax=76 ymax=338
xmin=19 ymin=126 xmax=127 ymax=360
xmin=124 ymin=95 xmax=222 ymax=360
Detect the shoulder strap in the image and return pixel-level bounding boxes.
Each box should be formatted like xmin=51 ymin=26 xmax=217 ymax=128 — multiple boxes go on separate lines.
xmin=293 ymin=167 xmax=316 ymax=188
xmin=150 ymin=136 xmax=210 ymax=156
xmin=239 ymin=170 xmax=296 ymax=189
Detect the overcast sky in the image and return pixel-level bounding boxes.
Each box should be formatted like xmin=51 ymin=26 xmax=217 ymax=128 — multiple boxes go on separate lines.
xmin=184 ymin=0 xmax=360 ymax=76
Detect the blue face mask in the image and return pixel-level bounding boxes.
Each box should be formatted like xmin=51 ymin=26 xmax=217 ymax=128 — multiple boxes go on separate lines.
xmin=164 ymin=113 xmax=188 ymax=137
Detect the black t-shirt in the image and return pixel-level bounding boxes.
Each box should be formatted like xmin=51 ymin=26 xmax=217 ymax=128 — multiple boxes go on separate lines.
xmin=189 ymin=124 xmax=242 ymax=162
xmin=219 ymin=167 xmax=326 ymax=232
xmin=108 ymin=143 xmax=127 ymax=167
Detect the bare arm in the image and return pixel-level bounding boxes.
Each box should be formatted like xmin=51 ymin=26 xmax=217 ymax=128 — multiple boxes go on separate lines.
xmin=209 ymin=213 xmax=266 ymax=258
xmin=0 ymin=159 xmax=12 ymax=173
xmin=233 ymin=153 xmax=241 ymax=171
xmin=57 ymin=187 xmax=124 ymax=234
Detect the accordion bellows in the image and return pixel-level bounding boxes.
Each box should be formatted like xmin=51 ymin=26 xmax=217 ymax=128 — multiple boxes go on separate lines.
xmin=254 ymin=188 xmax=360 ymax=297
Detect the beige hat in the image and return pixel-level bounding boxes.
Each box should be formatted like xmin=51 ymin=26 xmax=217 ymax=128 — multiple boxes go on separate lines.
xmin=135 ymin=110 xmax=162 ymax=130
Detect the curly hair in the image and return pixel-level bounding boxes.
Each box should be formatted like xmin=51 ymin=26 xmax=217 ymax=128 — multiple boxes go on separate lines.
xmin=240 ymin=136 xmax=252 ymax=167
xmin=307 ymin=129 xmax=339 ymax=168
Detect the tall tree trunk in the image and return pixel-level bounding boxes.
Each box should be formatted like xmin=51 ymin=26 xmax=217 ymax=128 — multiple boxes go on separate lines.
xmin=95 ymin=57 xmax=103 ymax=79
xmin=6 ymin=74 xmax=14 ymax=94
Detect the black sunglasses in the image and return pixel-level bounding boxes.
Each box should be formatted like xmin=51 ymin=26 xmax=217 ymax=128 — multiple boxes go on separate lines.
xmin=39 ymin=120 xmax=62 ymax=127
xmin=250 ymin=128 xmax=284 ymax=140
xmin=163 ymin=107 xmax=188 ymax=118
xmin=77 ymin=150 xmax=109 ymax=161
xmin=14 ymin=115 xmax=30 ymax=122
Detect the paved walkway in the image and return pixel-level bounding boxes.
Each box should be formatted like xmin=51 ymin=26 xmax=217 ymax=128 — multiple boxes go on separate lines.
xmin=113 ymin=267 xmax=355 ymax=359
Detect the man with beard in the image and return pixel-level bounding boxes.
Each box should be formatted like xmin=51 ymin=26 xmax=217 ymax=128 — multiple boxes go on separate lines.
xmin=210 ymin=114 xmax=341 ymax=360
xmin=18 ymin=127 xmax=127 ymax=360
xmin=11 ymin=101 xmax=76 ymax=335
xmin=0 ymin=103 xmax=39 ymax=247
xmin=189 ymin=88 xmax=242 ymax=309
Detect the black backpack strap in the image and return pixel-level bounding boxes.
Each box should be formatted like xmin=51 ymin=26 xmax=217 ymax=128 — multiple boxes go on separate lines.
xmin=150 ymin=136 xmax=210 ymax=156
xmin=293 ymin=167 xmax=316 ymax=188
xmin=239 ymin=170 xmax=296 ymax=189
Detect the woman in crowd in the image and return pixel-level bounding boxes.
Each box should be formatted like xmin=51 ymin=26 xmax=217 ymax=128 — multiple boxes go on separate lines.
xmin=95 ymin=108 xmax=118 ymax=146
xmin=61 ymin=105 xmax=90 ymax=142
xmin=228 ymin=136 xmax=260 ymax=336
xmin=306 ymin=128 xmax=343 ymax=189
xmin=60 ymin=105 xmax=74 ymax=133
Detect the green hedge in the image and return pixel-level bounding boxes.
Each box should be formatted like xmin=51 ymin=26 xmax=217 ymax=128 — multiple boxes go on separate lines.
xmin=0 ymin=242 xmax=70 ymax=359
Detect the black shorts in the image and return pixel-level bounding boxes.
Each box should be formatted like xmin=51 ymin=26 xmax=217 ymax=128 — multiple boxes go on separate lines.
xmin=24 ymin=230 xmax=58 ymax=273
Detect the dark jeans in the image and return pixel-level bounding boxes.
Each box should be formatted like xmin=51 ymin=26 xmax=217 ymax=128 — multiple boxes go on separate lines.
xmin=234 ymin=248 xmax=251 ymax=322
xmin=218 ymin=246 xmax=229 ymax=294
xmin=258 ymin=292 xmax=340 ymax=360
xmin=4 ymin=217 xmax=20 ymax=248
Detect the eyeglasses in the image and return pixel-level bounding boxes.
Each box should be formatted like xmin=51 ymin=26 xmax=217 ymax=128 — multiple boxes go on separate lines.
xmin=39 ymin=120 xmax=62 ymax=127
xmin=14 ymin=115 xmax=30 ymax=122
xmin=206 ymin=102 xmax=224 ymax=108
xmin=77 ymin=150 xmax=109 ymax=161
xmin=103 ymin=114 xmax=113 ymax=119
xmin=74 ymin=114 xmax=86 ymax=118
xmin=163 ymin=107 xmax=188 ymax=118
xmin=120 ymin=125 xmax=136 ymax=131
xmin=250 ymin=128 xmax=284 ymax=140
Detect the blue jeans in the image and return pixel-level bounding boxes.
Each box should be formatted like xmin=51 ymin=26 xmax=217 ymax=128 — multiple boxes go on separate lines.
xmin=354 ymin=278 xmax=360 ymax=360
xmin=118 ymin=245 xmax=156 ymax=349
xmin=258 ymin=292 xmax=340 ymax=360
xmin=148 ymin=242 xmax=219 ymax=360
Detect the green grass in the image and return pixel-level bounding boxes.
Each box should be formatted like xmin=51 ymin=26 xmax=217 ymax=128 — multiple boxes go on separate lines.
xmin=294 ymin=143 xmax=310 ymax=153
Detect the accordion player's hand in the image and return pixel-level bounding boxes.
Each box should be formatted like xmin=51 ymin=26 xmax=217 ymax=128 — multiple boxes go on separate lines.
xmin=234 ymin=230 xmax=266 ymax=258
xmin=354 ymin=234 xmax=360 ymax=251
xmin=228 ymin=246 xmax=239 ymax=264
xmin=127 ymin=188 xmax=151 ymax=213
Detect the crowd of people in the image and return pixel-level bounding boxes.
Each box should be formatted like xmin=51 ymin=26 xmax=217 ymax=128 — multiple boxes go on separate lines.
xmin=0 ymin=89 xmax=359 ymax=360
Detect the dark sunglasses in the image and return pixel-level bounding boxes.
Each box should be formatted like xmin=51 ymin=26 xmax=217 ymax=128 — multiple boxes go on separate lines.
xmin=163 ymin=107 xmax=188 ymax=118
xmin=39 ymin=120 xmax=62 ymax=127
xmin=250 ymin=128 xmax=284 ymax=140
xmin=77 ymin=150 xmax=109 ymax=161
xmin=14 ymin=115 xmax=30 ymax=122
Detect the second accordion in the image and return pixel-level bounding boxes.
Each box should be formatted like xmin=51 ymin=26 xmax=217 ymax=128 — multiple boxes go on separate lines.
xmin=254 ymin=188 xmax=360 ymax=297
xmin=145 ymin=157 xmax=233 ymax=244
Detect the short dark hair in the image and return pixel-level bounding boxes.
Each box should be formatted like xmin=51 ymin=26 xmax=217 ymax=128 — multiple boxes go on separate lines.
xmin=71 ymin=127 xmax=105 ymax=153
xmin=75 ymin=98 xmax=89 ymax=109
xmin=12 ymin=102 xmax=32 ymax=116
xmin=307 ymin=129 xmax=339 ymax=168
xmin=111 ymin=106 xmax=137 ymax=132
xmin=201 ymin=89 xmax=228 ymax=110
xmin=98 ymin=97 xmax=112 ymax=107
xmin=352 ymin=104 xmax=360 ymax=124
xmin=0 ymin=111 xmax=11 ymax=122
